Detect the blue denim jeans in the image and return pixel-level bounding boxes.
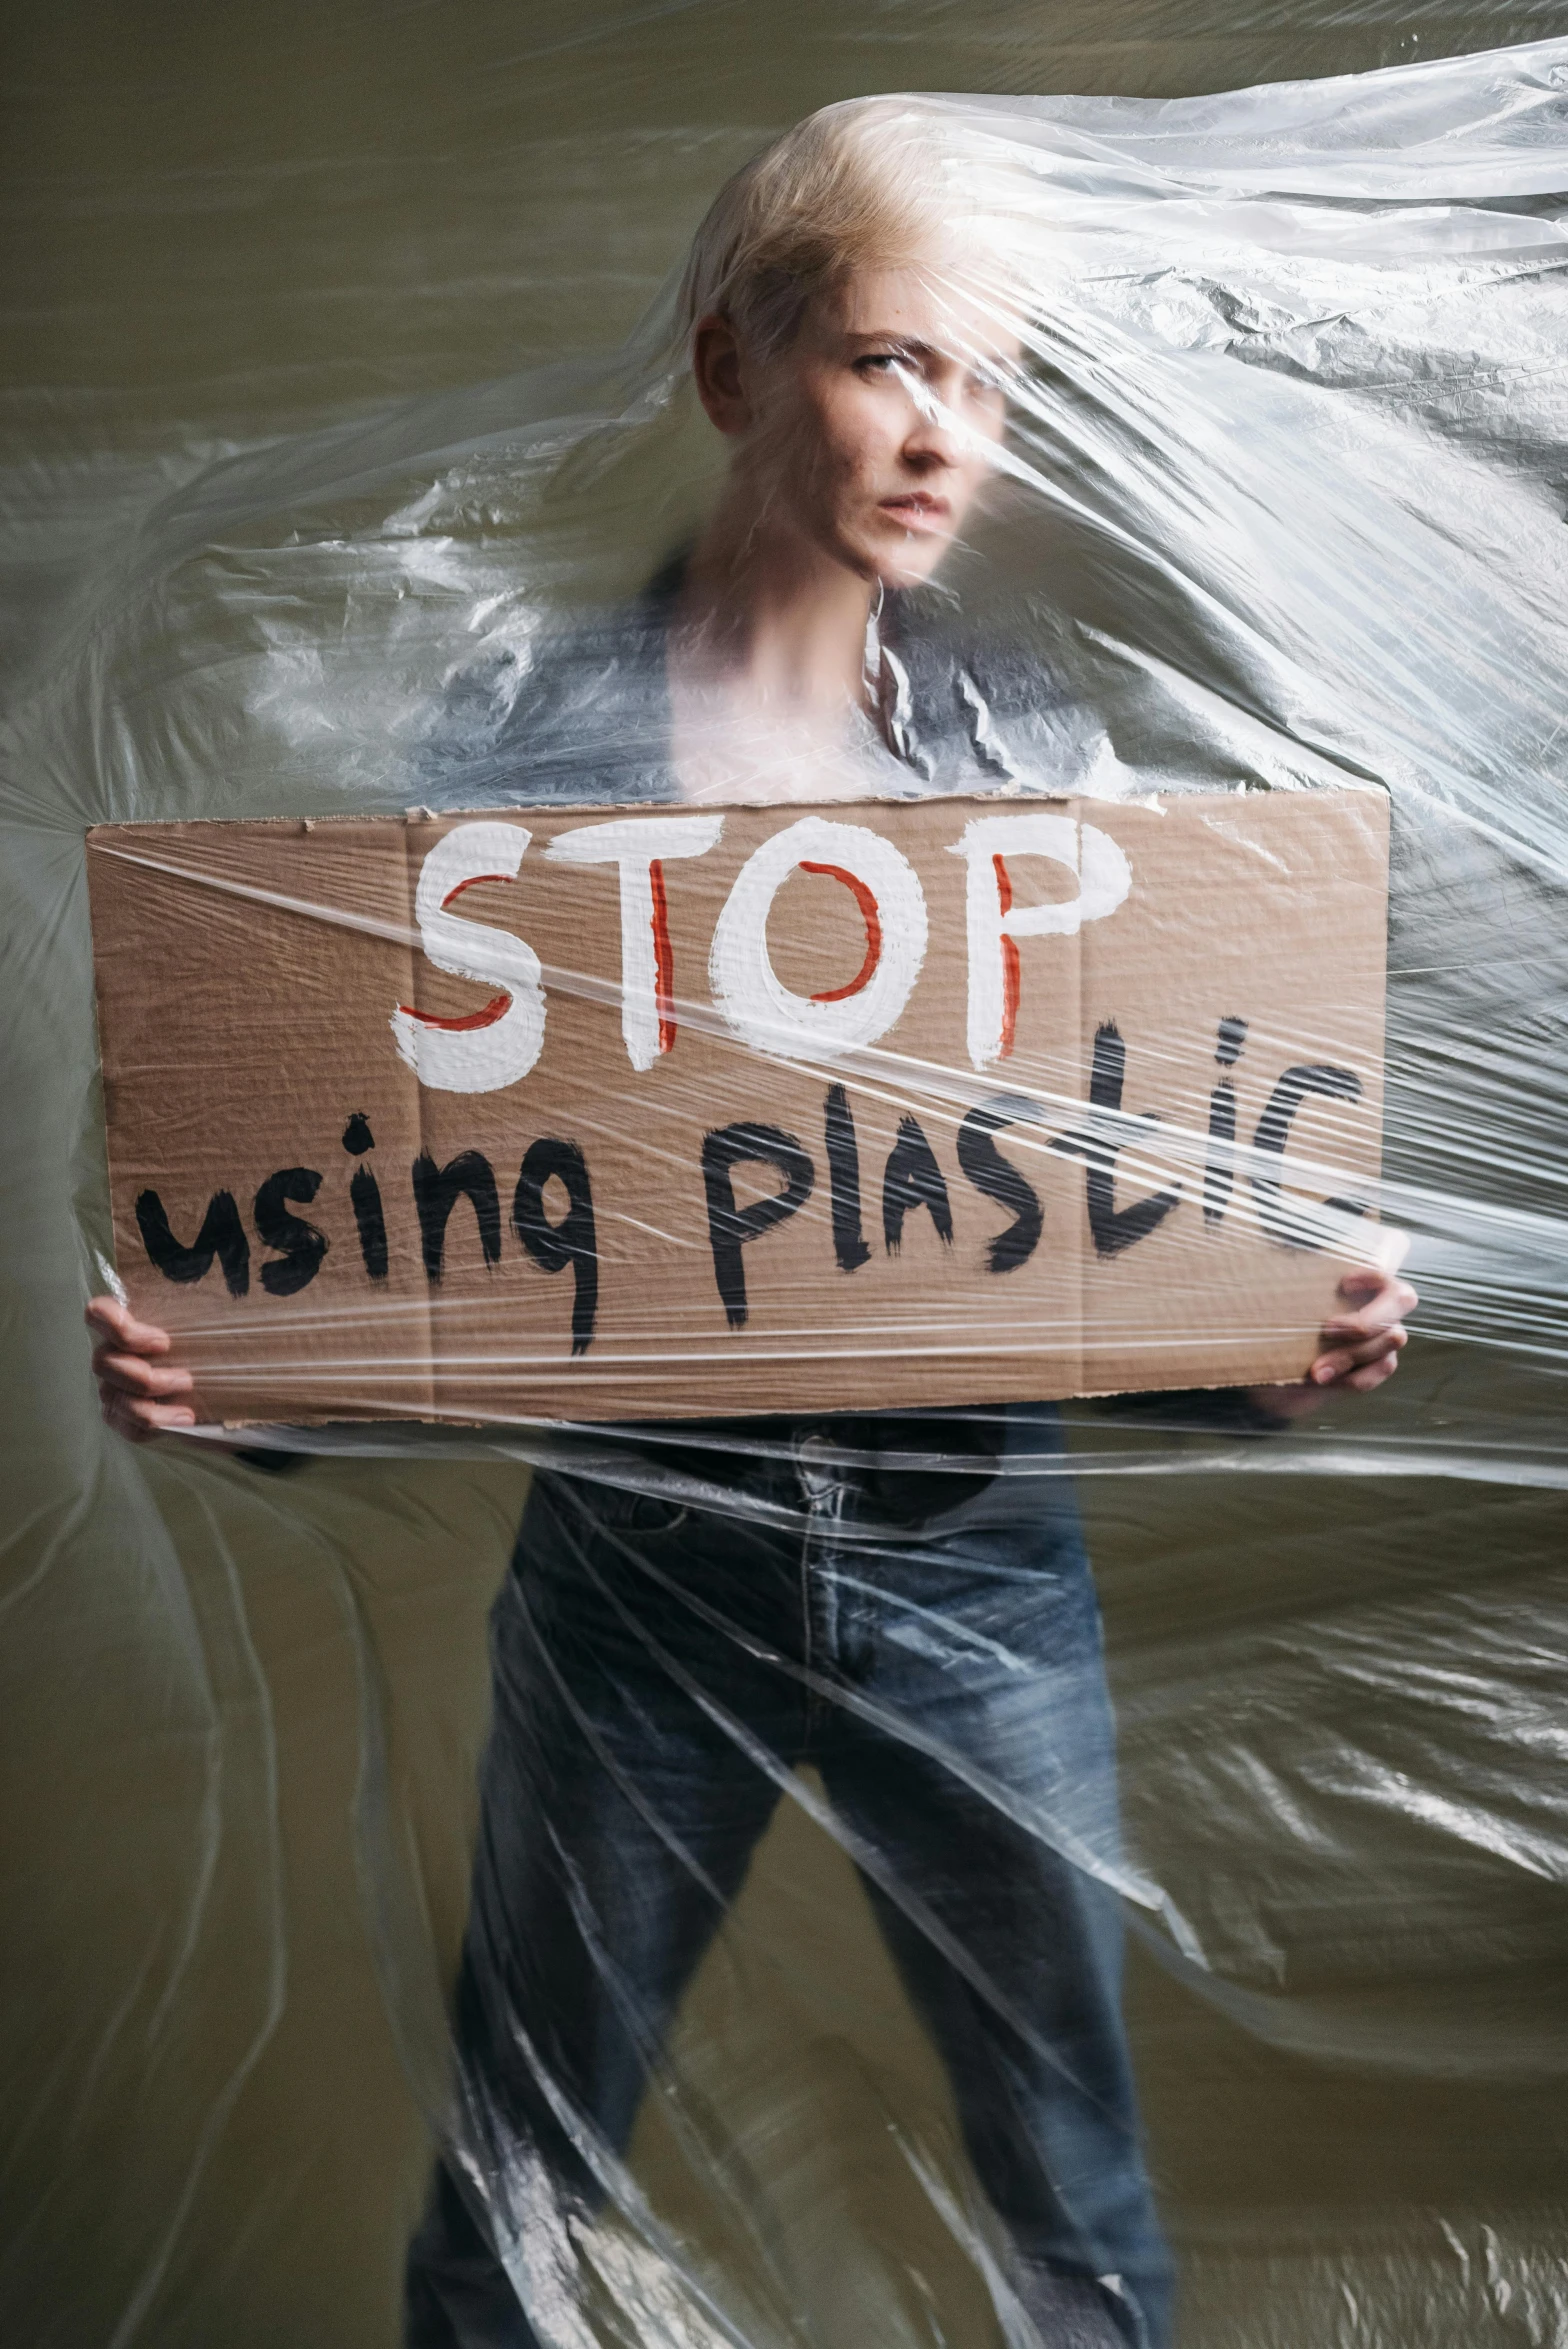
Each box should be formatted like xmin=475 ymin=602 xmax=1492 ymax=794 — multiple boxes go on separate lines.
xmin=406 ymin=1407 xmax=1173 ymax=2349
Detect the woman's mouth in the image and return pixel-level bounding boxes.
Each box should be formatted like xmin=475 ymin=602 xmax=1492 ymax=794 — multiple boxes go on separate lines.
xmin=880 ymin=493 xmax=951 ymax=533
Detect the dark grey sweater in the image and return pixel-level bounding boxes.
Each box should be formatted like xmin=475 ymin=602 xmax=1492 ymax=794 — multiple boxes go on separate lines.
xmin=420 ymin=561 xmax=1099 ymax=812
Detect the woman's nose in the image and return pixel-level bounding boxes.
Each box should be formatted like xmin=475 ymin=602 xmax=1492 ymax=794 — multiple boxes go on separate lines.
xmin=900 ymin=395 xmax=963 ymax=468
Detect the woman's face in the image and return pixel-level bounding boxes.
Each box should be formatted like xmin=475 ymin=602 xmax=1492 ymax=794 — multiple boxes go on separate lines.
xmin=716 ymin=265 xmax=1016 ymax=591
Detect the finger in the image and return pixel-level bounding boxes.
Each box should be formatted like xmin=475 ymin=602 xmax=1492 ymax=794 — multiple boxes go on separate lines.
xmin=92 ymin=1343 xmax=193 ymax=1392
xmin=1315 ymin=1326 xmax=1407 ymax=1378
xmin=1330 ymin=1270 xmax=1418 ymax=1315
xmin=85 ymin=1297 xmax=173 ymax=1356
xmin=1345 ymin=1352 xmax=1401 ymax=1393
xmin=1311 ymin=1327 xmax=1406 ymax=1384
xmin=103 ymin=1393 xmax=197 ymax=1439
xmin=1321 ymin=1305 xmax=1399 ymax=1346
xmin=102 ymin=1397 xmax=149 ymax=1442
xmin=1322 ymin=1279 xmax=1418 ymax=1340
xmin=93 ymin=1349 xmax=195 ymax=1400
xmin=1321 ymin=1308 xmax=1384 ymax=1342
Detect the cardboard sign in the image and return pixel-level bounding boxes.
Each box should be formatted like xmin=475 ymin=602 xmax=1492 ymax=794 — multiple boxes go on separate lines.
xmin=86 ymin=791 xmax=1390 ymax=1425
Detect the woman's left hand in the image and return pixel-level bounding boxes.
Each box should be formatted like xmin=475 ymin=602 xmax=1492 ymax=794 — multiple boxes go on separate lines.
xmin=1249 ymin=1264 xmax=1419 ymax=1423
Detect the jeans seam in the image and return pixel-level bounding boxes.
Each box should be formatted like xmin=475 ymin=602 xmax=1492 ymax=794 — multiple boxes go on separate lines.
xmin=798 ymin=1515 xmax=815 ymax=1730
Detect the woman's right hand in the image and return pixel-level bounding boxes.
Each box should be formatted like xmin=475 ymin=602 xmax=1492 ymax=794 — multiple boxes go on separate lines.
xmin=86 ymin=1297 xmax=195 ymax=1441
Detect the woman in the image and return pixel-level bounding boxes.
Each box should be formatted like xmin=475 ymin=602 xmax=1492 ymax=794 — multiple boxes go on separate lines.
xmin=89 ymin=102 xmax=1415 ymax=2349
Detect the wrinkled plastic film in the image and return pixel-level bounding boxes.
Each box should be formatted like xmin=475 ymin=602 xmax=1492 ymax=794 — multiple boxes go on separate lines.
xmin=7 ymin=35 xmax=1568 ymax=2349
xmin=57 ymin=65 xmax=1568 ymax=1463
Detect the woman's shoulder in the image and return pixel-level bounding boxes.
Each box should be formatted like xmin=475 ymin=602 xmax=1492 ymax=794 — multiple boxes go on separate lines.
xmin=418 ymin=594 xmax=674 ymax=812
xmin=418 ymin=566 xmax=1107 ymax=811
xmin=883 ymin=589 xmax=1105 ymax=794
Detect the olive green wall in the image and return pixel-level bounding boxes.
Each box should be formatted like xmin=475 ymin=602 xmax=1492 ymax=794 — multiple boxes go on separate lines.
xmin=4 ymin=7 xmax=1566 ymax=2344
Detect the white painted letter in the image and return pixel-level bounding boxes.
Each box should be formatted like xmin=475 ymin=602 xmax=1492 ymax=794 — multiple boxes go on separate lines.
xmin=546 ymin=814 xmax=724 ymax=1070
xmin=391 ymin=821 xmax=544 ymax=1092
xmin=949 ymin=814 xmax=1131 ymax=1069
xmin=710 ymin=816 xmax=928 ymax=1063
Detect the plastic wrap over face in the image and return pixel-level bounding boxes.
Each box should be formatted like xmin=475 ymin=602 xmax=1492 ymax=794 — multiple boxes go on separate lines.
xmin=8 ymin=36 xmax=1568 ymax=2349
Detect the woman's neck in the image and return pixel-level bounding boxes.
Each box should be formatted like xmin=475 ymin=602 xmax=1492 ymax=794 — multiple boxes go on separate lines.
xmin=673 ymin=489 xmax=875 ymax=720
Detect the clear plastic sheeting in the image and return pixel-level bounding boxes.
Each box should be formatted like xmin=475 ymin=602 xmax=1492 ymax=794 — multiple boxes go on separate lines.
xmin=5 ymin=21 xmax=1568 ymax=2349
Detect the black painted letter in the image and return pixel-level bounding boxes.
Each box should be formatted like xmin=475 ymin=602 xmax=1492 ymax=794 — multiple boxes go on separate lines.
xmin=254 ymin=1168 xmax=329 ymax=1297
xmin=958 ymin=1096 xmax=1044 ymax=1273
xmin=412 ymin=1150 xmax=501 ymax=1282
xmin=1052 ymin=1022 xmax=1180 ymax=1258
xmin=512 ymin=1137 xmax=599 ymax=1357
xmin=343 ymin=1114 xmax=388 ymax=1280
xmin=135 ymin=1190 xmax=250 ymax=1298
xmin=1204 ymin=1019 xmax=1247 ymax=1226
xmin=1251 ymin=1064 xmax=1362 ymax=1248
xmin=823 ymin=1084 xmax=871 ymax=1273
xmin=882 ymin=1116 xmax=953 ymax=1255
xmin=701 ymin=1124 xmax=814 ymax=1330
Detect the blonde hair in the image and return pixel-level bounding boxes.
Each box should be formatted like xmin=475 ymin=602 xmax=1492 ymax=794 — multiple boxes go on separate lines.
xmin=676 ymin=101 xmax=954 ymax=359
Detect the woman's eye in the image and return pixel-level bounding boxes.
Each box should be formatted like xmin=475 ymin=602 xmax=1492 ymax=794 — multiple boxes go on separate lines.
xmin=854 ymin=353 xmax=900 ymax=377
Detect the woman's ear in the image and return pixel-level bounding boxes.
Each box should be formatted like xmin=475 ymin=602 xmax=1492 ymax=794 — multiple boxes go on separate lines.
xmin=692 ymin=314 xmax=752 ymax=437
